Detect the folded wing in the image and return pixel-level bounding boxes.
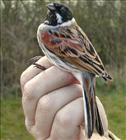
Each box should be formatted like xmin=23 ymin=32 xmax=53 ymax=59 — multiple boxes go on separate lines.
xmin=41 ymin=23 xmax=112 ymax=80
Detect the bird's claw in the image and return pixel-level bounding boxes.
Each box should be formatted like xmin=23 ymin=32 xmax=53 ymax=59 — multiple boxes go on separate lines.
xmin=33 ymin=62 xmax=46 ymax=70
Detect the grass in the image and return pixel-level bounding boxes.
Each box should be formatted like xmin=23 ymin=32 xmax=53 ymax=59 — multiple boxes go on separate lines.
xmin=1 ymin=97 xmax=34 ymax=140
xmin=96 ymin=83 xmax=126 ymax=140
xmin=1 ymin=87 xmax=126 ymax=140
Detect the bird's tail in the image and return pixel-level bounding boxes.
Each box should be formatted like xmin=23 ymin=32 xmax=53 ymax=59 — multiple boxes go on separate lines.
xmin=95 ymin=102 xmax=104 ymax=135
xmin=81 ymin=73 xmax=104 ymax=138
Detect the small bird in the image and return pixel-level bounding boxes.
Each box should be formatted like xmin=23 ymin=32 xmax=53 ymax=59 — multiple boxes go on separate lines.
xmin=37 ymin=3 xmax=112 ymax=139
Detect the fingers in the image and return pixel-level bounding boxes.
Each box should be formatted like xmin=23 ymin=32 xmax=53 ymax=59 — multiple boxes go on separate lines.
xmin=49 ymin=97 xmax=84 ymax=140
xmin=20 ymin=56 xmax=53 ymax=91
xmin=34 ymin=84 xmax=82 ymax=139
xmin=22 ymin=65 xmax=76 ymax=131
xmin=21 ymin=56 xmax=109 ymax=140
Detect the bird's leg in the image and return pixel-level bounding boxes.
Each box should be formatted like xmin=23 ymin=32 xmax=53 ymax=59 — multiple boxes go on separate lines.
xmin=29 ymin=56 xmax=46 ymax=70
xmin=33 ymin=62 xmax=46 ymax=70
xmin=29 ymin=56 xmax=42 ymax=64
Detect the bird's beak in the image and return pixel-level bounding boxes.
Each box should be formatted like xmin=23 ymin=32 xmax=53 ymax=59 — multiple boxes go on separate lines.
xmin=47 ymin=3 xmax=56 ymax=11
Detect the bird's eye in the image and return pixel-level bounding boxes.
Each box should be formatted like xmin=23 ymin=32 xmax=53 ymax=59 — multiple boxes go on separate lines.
xmin=61 ymin=7 xmax=65 ymax=12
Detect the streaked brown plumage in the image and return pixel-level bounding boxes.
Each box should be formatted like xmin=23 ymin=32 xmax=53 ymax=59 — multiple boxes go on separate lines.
xmin=40 ymin=22 xmax=111 ymax=81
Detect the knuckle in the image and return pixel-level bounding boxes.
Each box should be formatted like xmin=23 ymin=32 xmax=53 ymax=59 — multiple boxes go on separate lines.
xmin=56 ymin=110 xmax=72 ymax=127
xmin=53 ymin=66 xmax=74 ymax=82
xmin=38 ymin=95 xmax=53 ymax=112
xmin=72 ymin=84 xmax=82 ymax=94
xmin=23 ymin=82 xmax=35 ymax=100
xmin=62 ymin=72 xmax=73 ymax=82
xmin=25 ymin=119 xmax=34 ymax=133
xmin=25 ymin=120 xmax=41 ymax=139
xmin=31 ymin=128 xmax=42 ymax=140
xmin=20 ymin=71 xmax=27 ymax=87
xmin=26 ymin=127 xmax=40 ymax=140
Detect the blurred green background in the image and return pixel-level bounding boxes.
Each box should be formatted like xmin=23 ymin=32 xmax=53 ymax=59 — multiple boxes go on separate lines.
xmin=1 ymin=0 xmax=126 ymax=139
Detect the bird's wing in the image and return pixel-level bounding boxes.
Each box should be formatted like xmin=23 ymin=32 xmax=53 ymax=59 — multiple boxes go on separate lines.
xmin=41 ymin=24 xmax=107 ymax=76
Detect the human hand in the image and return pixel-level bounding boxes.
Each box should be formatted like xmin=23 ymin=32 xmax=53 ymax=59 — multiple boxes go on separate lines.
xmin=20 ymin=56 xmax=111 ymax=140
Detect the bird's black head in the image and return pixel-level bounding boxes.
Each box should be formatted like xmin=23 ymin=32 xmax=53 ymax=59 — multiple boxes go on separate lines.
xmin=44 ymin=3 xmax=73 ymax=26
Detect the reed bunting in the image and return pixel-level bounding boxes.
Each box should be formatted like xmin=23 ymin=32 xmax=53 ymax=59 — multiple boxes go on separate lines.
xmin=37 ymin=2 xmax=112 ymax=139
